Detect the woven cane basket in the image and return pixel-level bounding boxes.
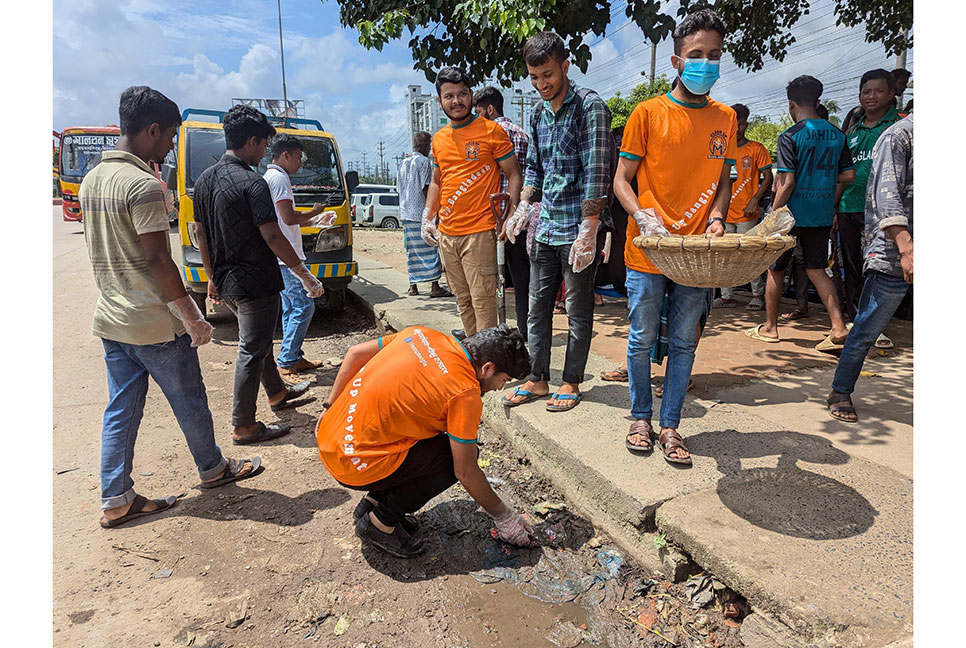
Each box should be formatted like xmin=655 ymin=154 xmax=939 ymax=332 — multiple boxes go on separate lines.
xmin=632 ymin=233 xmax=796 ymax=288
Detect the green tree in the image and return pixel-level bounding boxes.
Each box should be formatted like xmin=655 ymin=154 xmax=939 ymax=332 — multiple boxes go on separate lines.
xmin=334 ymin=1 xmax=912 ymax=84
xmin=745 ymin=115 xmax=794 ymax=161
xmin=607 ymin=74 xmax=673 ymax=128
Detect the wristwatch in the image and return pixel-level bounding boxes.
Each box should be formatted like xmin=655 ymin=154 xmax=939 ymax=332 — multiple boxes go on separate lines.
xmin=708 ymin=217 xmax=725 ymax=227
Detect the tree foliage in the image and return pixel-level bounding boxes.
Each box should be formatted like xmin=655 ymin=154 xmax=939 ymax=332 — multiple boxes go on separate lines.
xmin=606 ymin=74 xmax=673 ymax=128
xmin=333 ymin=0 xmax=912 ymax=84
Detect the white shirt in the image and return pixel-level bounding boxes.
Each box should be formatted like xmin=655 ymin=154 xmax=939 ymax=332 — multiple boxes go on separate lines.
xmin=264 ymin=164 xmax=303 ymax=264
xmin=397 ymin=152 xmax=432 ymax=222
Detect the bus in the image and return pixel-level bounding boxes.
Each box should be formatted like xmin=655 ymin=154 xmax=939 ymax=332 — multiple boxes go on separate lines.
xmin=172 ymin=109 xmax=359 ymax=314
xmin=57 ymin=126 xmax=120 ymax=221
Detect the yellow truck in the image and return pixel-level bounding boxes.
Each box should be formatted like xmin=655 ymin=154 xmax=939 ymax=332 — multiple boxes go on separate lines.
xmin=167 ymin=109 xmax=359 ymax=314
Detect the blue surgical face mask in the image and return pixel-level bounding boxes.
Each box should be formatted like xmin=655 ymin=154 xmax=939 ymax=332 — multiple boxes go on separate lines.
xmin=674 ymin=56 xmax=720 ymax=95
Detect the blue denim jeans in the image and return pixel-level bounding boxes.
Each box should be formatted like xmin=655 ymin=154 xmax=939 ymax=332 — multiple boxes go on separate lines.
xmin=832 ymin=271 xmax=910 ymax=394
xmin=100 ymin=334 xmax=226 ymax=510
xmin=626 ymin=269 xmax=710 ymax=429
xmin=277 ymin=265 xmax=316 ymax=369
xmin=526 ymin=235 xmax=602 ymax=385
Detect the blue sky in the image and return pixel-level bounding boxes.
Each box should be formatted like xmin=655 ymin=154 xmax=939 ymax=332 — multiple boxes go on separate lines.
xmin=53 ymin=0 xmax=913 ymax=173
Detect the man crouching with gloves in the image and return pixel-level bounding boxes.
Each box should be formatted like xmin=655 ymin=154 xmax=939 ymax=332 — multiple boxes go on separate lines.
xmin=315 ymin=324 xmax=534 ymax=557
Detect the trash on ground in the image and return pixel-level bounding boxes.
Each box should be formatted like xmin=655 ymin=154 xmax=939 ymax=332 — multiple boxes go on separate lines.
xmin=545 ymin=620 xmax=586 ymax=648
xmin=596 ymin=549 xmax=624 ymax=579
xmin=684 ymin=574 xmax=725 ymax=608
xmin=153 ymin=569 xmax=173 ymax=579
xmin=333 ymin=613 xmax=350 ymax=636
xmin=859 ymin=370 xmax=878 ymax=377
xmin=532 ymin=501 xmax=567 ymax=517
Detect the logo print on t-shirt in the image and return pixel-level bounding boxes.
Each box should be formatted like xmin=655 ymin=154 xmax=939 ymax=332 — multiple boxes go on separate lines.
xmin=709 ymin=130 xmax=727 ymax=159
xmin=741 ymin=155 xmax=753 ymax=170
xmin=464 ymin=141 xmax=480 ymax=161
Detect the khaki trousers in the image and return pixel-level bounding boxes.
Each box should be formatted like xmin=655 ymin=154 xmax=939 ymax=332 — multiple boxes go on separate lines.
xmin=438 ymin=229 xmax=498 ymax=336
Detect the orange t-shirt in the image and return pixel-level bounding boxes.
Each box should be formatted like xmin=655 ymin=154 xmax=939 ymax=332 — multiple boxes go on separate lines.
xmin=316 ymin=326 xmax=482 ymax=486
xmin=727 ymin=140 xmax=772 ymax=223
xmin=620 ymin=93 xmax=738 ymax=274
xmin=432 ymin=113 xmax=515 ymax=237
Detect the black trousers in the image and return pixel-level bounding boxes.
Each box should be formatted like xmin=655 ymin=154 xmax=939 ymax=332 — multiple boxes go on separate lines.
xmin=837 ymin=211 xmax=865 ymax=321
xmin=339 ymin=434 xmax=463 ymax=526
xmin=222 ymin=294 xmax=286 ymax=427
xmin=504 ymin=238 xmax=530 ymax=335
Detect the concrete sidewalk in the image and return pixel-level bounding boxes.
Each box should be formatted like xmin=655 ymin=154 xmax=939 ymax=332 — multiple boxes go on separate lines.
xmin=349 ymin=247 xmax=913 ymax=648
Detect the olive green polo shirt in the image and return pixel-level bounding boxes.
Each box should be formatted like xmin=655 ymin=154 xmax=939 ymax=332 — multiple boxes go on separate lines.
xmin=839 ymin=107 xmax=903 ymax=213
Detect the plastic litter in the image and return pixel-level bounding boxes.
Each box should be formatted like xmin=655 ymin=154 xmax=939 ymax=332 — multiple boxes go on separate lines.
xmin=333 ymin=613 xmax=350 ymax=636
xmin=746 ymin=206 xmax=795 ymax=237
xmin=532 ymin=501 xmax=567 ymax=517
xmin=596 ymin=549 xmax=624 ymax=578
xmin=545 ymin=620 xmax=586 ymax=648
xmin=684 ymin=574 xmax=725 ymax=608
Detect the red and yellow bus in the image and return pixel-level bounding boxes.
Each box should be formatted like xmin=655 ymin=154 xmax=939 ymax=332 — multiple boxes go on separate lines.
xmin=57 ymin=126 xmax=120 ymax=221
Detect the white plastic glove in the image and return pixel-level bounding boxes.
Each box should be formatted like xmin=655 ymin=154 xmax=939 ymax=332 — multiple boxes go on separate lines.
xmin=505 ymin=200 xmax=536 ymax=244
xmin=492 ymin=500 xmax=534 ymax=547
xmin=632 ymin=208 xmax=670 ymax=238
xmin=420 ymin=207 xmax=439 ymax=247
xmin=568 ymin=218 xmax=600 ymax=274
xmin=291 ymin=262 xmax=325 ymax=298
xmin=167 ymin=294 xmax=213 ymax=347
xmin=308 ymin=211 xmax=336 ymax=228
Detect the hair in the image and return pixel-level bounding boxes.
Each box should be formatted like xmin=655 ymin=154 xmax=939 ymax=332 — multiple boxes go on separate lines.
xmin=463 ymin=324 xmax=531 ymax=380
xmin=786 ymin=75 xmax=823 ymax=107
xmin=223 ymin=104 xmax=276 ymax=150
xmin=892 ymin=68 xmax=911 ymax=84
xmin=270 ymin=134 xmax=303 ymax=160
xmin=473 ymin=86 xmax=505 ymax=116
xmin=816 ymin=103 xmax=830 ymax=121
xmin=860 ymin=68 xmax=896 ymax=92
xmin=673 ymin=9 xmax=727 ymax=55
xmin=731 ymin=103 xmax=750 ymax=121
xmin=118 ymin=86 xmax=182 ymax=136
xmin=435 ymin=66 xmax=473 ymax=96
xmin=412 ymin=131 xmax=431 ymax=154
xmin=523 ymin=31 xmax=567 ymax=66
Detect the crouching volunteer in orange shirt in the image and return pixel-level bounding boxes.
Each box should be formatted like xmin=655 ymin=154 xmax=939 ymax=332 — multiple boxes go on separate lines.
xmin=316 ymin=324 xmax=533 ymax=558
xmin=421 ymin=67 xmax=523 ymax=338
xmin=613 ymin=9 xmax=737 ymax=467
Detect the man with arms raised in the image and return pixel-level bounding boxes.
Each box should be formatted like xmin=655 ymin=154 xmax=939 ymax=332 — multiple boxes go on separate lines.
xmin=81 ymin=87 xmax=261 ymax=528
xmin=316 ymin=325 xmax=534 ymax=557
xmin=421 ymin=67 xmax=523 ymax=338
xmin=613 ymin=9 xmax=736 ymax=465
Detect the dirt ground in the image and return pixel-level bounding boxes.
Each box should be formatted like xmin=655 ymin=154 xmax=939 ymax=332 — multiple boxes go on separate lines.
xmin=53 ymin=215 xmax=746 ymax=647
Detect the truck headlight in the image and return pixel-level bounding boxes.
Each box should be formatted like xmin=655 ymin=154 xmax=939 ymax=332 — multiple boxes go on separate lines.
xmin=314 ymin=224 xmax=348 ymax=252
xmin=187 ymin=221 xmax=199 ymax=249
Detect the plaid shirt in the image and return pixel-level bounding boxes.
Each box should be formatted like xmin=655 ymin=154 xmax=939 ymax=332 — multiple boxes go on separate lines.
xmin=523 ymin=82 xmax=613 ymax=246
xmin=494 ymin=116 xmax=529 ymax=194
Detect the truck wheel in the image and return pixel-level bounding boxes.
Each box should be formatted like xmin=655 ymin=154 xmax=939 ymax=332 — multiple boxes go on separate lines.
xmin=380 ymin=217 xmax=399 ymax=230
xmin=189 ymin=291 xmax=207 ymax=319
xmin=325 ymin=288 xmax=346 ymax=312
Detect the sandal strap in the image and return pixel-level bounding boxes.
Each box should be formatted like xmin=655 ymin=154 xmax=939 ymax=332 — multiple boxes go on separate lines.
xmin=659 ymin=429 xmax=688 ymax=450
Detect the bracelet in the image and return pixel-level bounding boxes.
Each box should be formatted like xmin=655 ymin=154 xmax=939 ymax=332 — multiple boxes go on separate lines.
xmin=708 ymin=217 xmax=725 ymax=226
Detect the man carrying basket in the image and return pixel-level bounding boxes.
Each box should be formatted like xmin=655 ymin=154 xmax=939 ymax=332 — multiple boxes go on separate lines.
xmin=613 ymin=9 xmax=736 ymax=466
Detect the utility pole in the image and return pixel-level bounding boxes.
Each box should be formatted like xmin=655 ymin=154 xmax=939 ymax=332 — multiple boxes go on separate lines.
xmin=896 ymin=28 xmax=909 ymax=106
xmin=513 ymin=93 xmax=528 ymax=128
xmin=377 ymin=140 xmax=386 ymax=184
xmin=276 ymin=0 xmax=289 ymax=128
xmin=393 ymin=154 xmax=403 ymax=184
xmin=361 ymin=152 xmax=368 ymax=180
xmin=649 ymin=39 xmax=657 ymax=83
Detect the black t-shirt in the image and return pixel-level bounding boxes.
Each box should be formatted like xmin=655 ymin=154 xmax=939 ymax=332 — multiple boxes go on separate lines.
xmin=194 ymin=153 xmax=284 ymax=299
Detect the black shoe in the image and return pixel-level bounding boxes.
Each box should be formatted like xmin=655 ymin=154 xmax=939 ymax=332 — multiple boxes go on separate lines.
xmin=270 ymin=380 xmax=310 ymax=411
xmin=354 ymin=513 xmax=425 ymax=558
xmin=451 ymin=329 xmax=466 ymax=341
xmin=353 ymin=497 xmax=419 ymax=533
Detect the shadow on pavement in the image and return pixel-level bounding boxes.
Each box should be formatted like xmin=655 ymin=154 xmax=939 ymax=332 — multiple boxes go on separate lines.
xmin=173 ymin=485 xmax=351 ymax=527
xmin=687 ymin=428 xmax=877 ymax=540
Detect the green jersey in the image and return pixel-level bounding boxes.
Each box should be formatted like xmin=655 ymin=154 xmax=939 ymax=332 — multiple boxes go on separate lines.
xmin=838 ymin=106 xmax=903 ymax=213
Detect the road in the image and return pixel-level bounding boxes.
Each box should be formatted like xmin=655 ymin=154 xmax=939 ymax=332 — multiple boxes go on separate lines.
xmin=52 ymin=207 xmax=746 ymax=648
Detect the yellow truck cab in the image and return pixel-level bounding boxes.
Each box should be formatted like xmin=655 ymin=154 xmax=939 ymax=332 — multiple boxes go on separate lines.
xmin=168 ymin=109 xmax=359 ymax=313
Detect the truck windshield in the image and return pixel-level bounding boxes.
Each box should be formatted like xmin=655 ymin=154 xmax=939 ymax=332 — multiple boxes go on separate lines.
xmin=60 ymin=132 xmax=119 ymax=179
xmin=185 ymin=128 xmax=343 ymax=196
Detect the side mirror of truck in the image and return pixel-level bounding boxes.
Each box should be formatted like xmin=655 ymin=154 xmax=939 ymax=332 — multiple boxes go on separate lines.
xmin=345 ymin=170 xmax=359 ymax=194
xmin=161 ymin=163 xmax=177 ymax=191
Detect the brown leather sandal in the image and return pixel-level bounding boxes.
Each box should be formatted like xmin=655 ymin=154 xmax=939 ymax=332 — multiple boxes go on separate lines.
xmin=657 ymin=429 xmax=693 ymax=466
xmin=626 ymin=420 xmax=653 ymax=454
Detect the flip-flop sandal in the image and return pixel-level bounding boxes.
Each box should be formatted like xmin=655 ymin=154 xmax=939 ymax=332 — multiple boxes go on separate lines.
xmin=874 ymin=334 xmax=894 ymax=349
xmin=546 ymin=392 xmax=582 ymax=412
xmin=745 ymin=298 xmax=764 ymax=311
xmin=815 ymin=334 xmax=846 ymax=353
xmin=626 ymin=420 xmax=654 ymax=454
xmin=199 ymin=456 xmax=263 ymax=489
xmin=270 ymin=381 xmax=310 ymax=411
xmin=655 ymin=379 xmax=695 ymax=398
xmin=712 ymin=298 xmax=737 ymax=308
xmin=745 ymin=324 xmax=781 ymax=343
xmin=429 ymin=289 xmax=454 ymax=298
xmin=657 ymin=429 xmax=693 ymax=466
xmin=232 ymin=422 xmax=291 ymax=445
xmin=600 ymin=368 xmax=629 ymax=382
xmin=780 ymin=308 xmax=809 ymax=320
xmin=100 ymin=493 xmax=177 ymax=529
xmin=502 ymin=387 xmax=548 ymax=407
xmin=826 ymin=393 xmax=858 ymax=424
